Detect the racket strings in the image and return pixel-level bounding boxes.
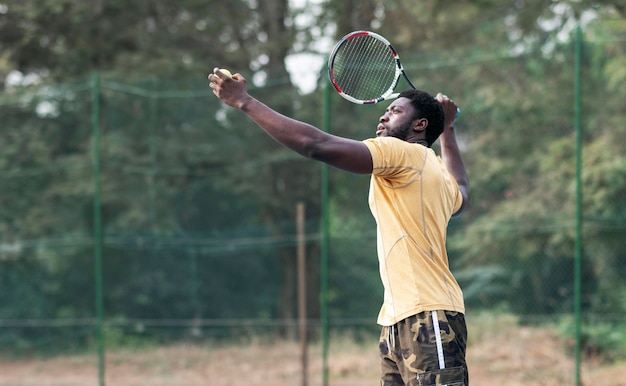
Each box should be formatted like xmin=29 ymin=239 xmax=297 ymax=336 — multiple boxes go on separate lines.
xmin=332 ymin=35 xmax=399 ymax=101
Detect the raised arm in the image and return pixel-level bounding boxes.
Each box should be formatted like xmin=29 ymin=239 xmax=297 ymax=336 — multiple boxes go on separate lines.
xmin=209 ymin=69 xmax=372 ymax=174
xmin=436 ymin=93 xmax=470 ymax=216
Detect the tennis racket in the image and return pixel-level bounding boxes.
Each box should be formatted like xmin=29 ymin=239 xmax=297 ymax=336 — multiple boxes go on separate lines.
xmin=328 ymin=30 xmax=460 ymax=117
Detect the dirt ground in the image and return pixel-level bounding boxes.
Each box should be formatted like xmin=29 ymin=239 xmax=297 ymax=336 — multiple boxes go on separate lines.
xmin=1 ymin=316 xmax=625 ymax=386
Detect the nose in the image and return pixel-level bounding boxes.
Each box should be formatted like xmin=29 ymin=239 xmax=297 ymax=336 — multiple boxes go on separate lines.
xmin=379 ymin=112 xmax=389 ymax=122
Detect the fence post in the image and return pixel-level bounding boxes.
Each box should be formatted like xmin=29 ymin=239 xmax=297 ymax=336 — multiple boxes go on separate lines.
xmin=573 ymin=24 xmax=583 ymax=386
xmin=297 ymin=202 xmax=308 ymax=386
xmin=91 ymin=71 xmax=106 ymax=386
xmin=320 ymin=72 xmax=331 ymax=386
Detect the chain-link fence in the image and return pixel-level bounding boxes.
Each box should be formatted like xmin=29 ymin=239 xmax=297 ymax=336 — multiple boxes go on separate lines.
xmin=1 ymin=20 xmax=625 ymax=386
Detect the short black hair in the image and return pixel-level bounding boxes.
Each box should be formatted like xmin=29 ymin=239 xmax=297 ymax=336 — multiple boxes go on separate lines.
xmin=397 ymin=89 xmax=444 ymax=147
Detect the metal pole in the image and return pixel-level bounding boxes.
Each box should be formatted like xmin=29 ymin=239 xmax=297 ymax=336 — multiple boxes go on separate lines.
xmin=91 ymin=71 xmax=105 ymax=386
xmin=148 ymin=80 xmax=157 ymax=228
xmin=320 ymin=77 xmax=331 ymax=386
xmin=573 ymin=24 xmax=583 ymax=386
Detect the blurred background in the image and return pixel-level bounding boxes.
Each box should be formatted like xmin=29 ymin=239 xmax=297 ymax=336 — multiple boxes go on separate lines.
xmin=0 ymin=1 xmax=625 ymax=385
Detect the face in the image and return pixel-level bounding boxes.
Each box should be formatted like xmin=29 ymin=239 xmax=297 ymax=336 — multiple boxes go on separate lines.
xmin=376 ymin=97 xmax=417 ymax=140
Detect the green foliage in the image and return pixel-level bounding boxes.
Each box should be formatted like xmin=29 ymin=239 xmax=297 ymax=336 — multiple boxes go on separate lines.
xmin=0 ymin=0 xmax=626 ymax=356
xmin=101 ymin=324 xmax=159 ymax=350
xmin=558 ymin=315 xmax=626 ymax=360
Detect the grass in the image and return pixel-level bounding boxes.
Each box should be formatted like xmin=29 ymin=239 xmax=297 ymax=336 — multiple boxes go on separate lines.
xmin=1 ymin=313 xmax=625 ymax=385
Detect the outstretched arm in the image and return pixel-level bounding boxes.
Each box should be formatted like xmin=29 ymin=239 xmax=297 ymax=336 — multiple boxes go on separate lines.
xmin=436 ymin=93 xmax=470 ymax=216
xmin=208 ymin=69 xmax=372 ymax=174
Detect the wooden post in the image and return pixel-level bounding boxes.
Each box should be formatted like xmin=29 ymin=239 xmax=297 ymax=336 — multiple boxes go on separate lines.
xmin=297 ymin=202 xmax=308 ymax=386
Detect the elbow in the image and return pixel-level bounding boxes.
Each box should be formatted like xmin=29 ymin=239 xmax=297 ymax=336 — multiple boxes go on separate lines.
xmin=452 ymin=185 xmax=470 ymax=218
xmin=301 ymin=139 xmax=327 ymax=162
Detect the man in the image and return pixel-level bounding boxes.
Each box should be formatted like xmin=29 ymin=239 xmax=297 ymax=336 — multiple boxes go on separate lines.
xmin=209 ymin=68 xmax=470 ymax=386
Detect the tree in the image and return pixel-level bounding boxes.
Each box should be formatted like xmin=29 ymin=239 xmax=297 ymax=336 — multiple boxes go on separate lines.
xmin=1 ymin=0 xmax=625 ymax=350
xmin=0 ymin=0 xmax=323 ymax=340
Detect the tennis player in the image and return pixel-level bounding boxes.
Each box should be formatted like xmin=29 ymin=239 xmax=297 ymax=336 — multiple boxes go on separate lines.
xmin=209 ymin=69 xmax=470 ymax=386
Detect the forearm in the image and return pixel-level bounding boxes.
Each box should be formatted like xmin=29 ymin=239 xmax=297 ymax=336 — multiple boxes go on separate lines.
xmin=210 ymin=71 xmax=373 ymax=174
xmin=439 ymin=126 xmax=470 ymax=210
xmin=238 ymin=95 xmax=330 ymax=158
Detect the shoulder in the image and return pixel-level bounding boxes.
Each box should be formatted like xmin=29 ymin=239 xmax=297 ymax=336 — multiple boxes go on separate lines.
xmin=363 ymin=137 xmax=421 ymax=154
xmin=363 ymin=137 xmax=430 ymax=174
xmin=363 ymin=137 xmax=428 ymax=158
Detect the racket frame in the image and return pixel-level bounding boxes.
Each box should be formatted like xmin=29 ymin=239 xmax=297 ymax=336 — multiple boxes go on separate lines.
xmin=328 ymin=30 xmax=460 ymax=119
xmin=328 ymin=30 xmax=416 ymax=105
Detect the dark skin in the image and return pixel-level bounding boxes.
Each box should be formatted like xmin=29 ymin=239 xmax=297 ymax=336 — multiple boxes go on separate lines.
xmin=209 ymin=68 xmax=470 ymax=214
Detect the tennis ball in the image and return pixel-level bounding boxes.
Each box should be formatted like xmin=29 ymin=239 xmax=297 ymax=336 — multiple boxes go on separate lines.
xmin=214 ymin=68 xmax=232 ymax=79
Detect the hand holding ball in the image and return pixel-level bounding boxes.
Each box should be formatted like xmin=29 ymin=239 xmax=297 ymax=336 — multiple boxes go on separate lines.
xmin=210 ymin=68 xmax=243 ymax=108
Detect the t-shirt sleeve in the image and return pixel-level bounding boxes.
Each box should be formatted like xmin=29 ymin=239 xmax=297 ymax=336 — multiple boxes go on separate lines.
xmin=363 ymin=137 xmax=424 ymax=178
xmin=362 ymin=138 xmax=384 ymax=171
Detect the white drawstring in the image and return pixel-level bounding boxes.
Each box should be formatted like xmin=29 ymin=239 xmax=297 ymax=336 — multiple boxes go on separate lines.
xmin=386 ymin=324 xmax=395 ymax=353
xmin=387 ymin=325 xmax=396 ymax=354
xmin=431 ymin=311 xmax=446 ymax=370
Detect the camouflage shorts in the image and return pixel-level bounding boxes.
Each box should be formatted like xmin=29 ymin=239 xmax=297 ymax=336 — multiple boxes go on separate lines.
xmin=379 ymin=310 xmax=468 ymax=386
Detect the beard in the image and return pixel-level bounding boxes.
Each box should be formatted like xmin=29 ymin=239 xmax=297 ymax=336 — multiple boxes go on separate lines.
xmin=387 ymin=120 xmax=413 ymax=141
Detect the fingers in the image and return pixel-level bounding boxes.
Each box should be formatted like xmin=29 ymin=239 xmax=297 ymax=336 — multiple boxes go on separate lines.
xmin=207 ymin=74 xmax=218 ymax=95
xmin=209 ymin=67 xmax=239 ymax=82
xmin=436 ymin=92 xmax=452 ymax=103
xmin=207 ymin=69 xmax=249 ymax=109
xmin=208 ymin=69 xmax=242 ymax=98
xmin=436 ymin=92 xmax=459 ymax=126
xmin=208 ymin=69 xmax=234 ymax=96
xmin=436 ymin=92 xmax=457 ymax=109
xmin=208 ymin=72 xmax=224 ymax=84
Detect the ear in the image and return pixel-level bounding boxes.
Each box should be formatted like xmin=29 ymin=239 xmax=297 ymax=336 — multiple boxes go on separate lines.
xmin=413 ymin=118 xmax=428 ymax=132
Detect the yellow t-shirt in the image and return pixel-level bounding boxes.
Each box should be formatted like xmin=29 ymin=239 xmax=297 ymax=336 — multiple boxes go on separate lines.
xmin=363 ymin=137 xmax=465 ymax=326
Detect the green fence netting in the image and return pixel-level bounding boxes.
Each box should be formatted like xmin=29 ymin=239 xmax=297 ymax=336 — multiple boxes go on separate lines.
xmin=1 ymin=20 xmax=625 ymax=385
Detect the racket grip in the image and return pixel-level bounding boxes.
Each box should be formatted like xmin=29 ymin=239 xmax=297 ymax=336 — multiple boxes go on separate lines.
xmin=455 ymin=107 xmax=461 ymax=119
